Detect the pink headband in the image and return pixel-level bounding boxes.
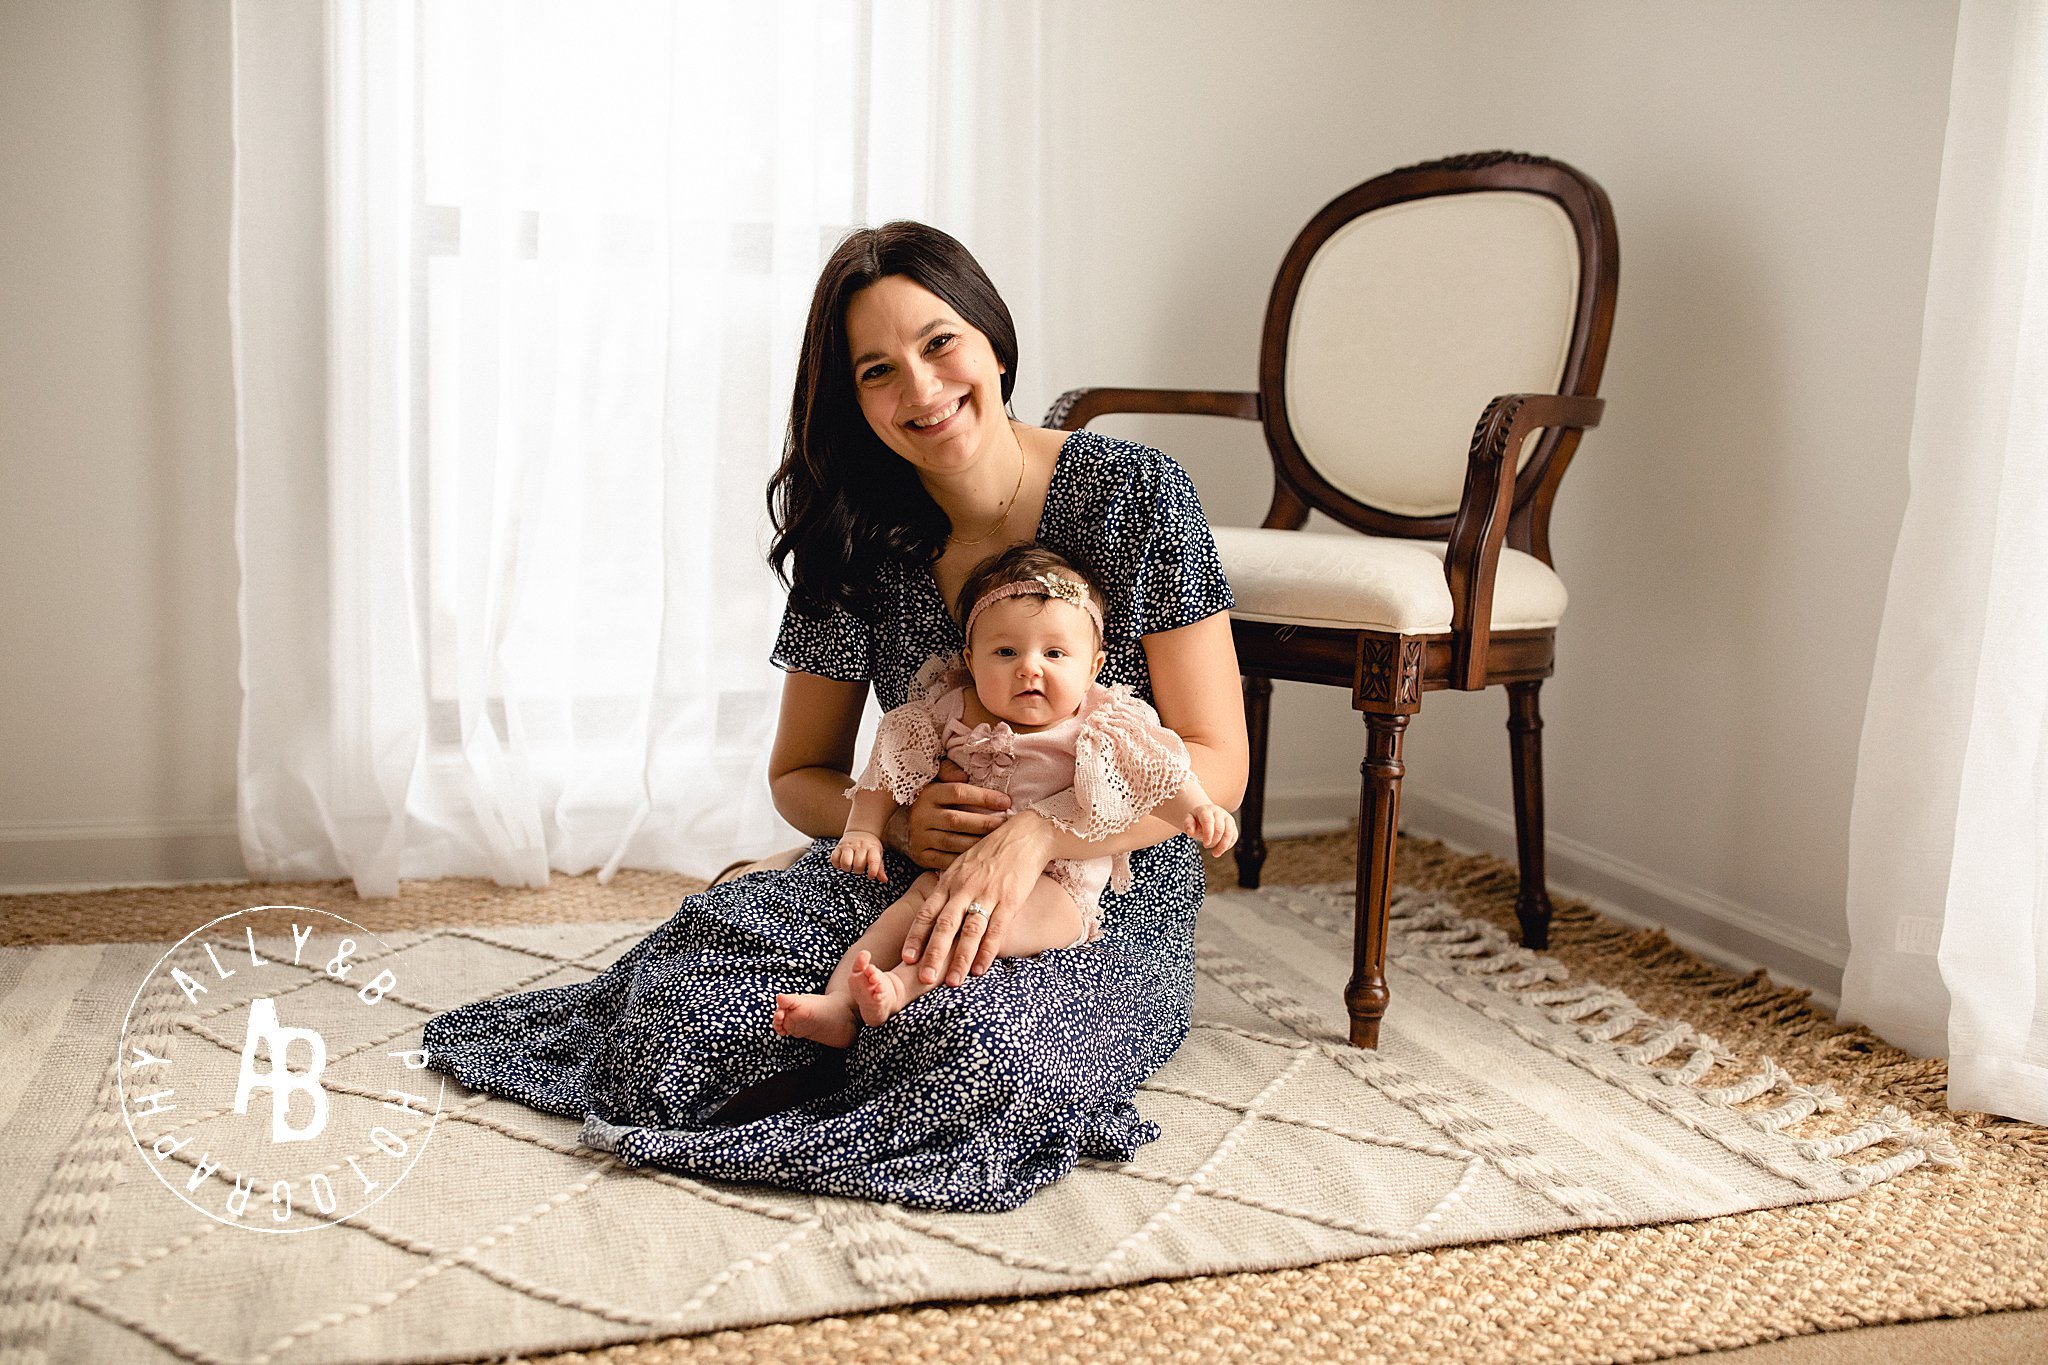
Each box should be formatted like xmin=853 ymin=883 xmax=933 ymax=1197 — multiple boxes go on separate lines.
xmin=963 ymin=572 xmax=1105 ymax=644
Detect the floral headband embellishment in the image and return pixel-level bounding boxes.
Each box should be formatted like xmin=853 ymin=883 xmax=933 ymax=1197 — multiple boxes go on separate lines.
xmin=963 ymin=572 xmax=1106 ymax=643
xmin=1032 ymin=572 xmax=1087 ymax=605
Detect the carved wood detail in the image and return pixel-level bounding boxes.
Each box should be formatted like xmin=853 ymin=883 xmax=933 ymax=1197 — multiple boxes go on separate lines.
xmin=1042 ymin=388 xmax=1086 ymax=431
xmin=1468 ymin=394 xmax=1527 ymax=468
xmin=1358 ymin=638 xmax=1395 ymax=705
xmin=1393 ymin=149 xmax=1554 ymax=176
xmin=1399 ymin=639 xmax=1425 ymax=706
xmin=1355 ymin=636 xmax=1427 ymax=715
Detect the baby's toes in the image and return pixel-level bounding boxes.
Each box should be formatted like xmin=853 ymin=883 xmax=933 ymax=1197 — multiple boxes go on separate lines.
xmin=850 ymin=962 xmax=891 ymax=1027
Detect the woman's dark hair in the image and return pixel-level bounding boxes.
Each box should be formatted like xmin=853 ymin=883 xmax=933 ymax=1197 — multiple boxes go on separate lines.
xmin=767 ymin=220 xmax=1020 ymax=619
xmin=954 ymin=543 xmax=1106 ymax=649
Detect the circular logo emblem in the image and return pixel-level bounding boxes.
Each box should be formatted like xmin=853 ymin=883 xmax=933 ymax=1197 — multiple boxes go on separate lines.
xmin=116 ymin=906 xmax=444 ymax=1233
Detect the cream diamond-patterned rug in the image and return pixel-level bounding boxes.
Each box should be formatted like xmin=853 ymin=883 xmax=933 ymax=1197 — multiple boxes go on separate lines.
xmin=0 ymin=883 xmax=1954 ymax=1365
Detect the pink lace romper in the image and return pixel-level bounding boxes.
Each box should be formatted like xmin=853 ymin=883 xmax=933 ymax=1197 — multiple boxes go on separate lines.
xmin=849 ymin=657 xmax=1195 ymax=946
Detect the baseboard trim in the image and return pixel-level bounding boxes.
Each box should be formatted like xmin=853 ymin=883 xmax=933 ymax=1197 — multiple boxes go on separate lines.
xmin=0 ymin=817 xmax=248 ymax=893
xmin=1260 ymin=784 xmax=1356 ymax=839
xmin=1395 ymin=786 xmax=1845 ymax=1010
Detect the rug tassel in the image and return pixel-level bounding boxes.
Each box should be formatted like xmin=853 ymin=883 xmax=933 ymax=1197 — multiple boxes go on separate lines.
xmin=1669 ymin=1036 xmax=1734 ymax=1085
xmin=1703 ymin=1059 xmax=1785 ymax=1107
xmin=1375 ymin=887 xmax=1966 ymax=1191
xmin=1802 ymin=1106 xmax=1963 ymax=1184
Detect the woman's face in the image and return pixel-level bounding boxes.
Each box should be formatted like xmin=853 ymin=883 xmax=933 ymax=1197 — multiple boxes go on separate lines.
xmin=843 ymin=275 xmax=1009 ymax=482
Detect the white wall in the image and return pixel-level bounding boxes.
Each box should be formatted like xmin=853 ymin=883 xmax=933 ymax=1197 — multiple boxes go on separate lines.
xmin=1033 ymin=0 xmax=1960 ymax=998
xmin=0 ymin=0 xmax=241 ymax=887
xmin=0 ymin=0 xmax=1962 ymax=1002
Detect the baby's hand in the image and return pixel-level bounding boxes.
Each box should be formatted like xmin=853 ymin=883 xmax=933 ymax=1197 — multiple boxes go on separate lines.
xmin=1184 ymin=804 xmax=1239 ymax=857
xmin=831 ymin=832 xmax=890 ymax=881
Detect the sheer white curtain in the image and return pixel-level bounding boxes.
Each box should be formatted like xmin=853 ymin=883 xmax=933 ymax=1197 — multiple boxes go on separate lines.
xmin=1843 ymin=0 xmax=2048 ymax=1123
xmin=231 ymin=1 xmax=1048 ymax=897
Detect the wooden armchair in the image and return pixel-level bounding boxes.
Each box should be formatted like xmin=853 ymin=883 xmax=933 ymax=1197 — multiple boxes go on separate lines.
xmin=1045 ymin=151 xmax=1619 ymax=1048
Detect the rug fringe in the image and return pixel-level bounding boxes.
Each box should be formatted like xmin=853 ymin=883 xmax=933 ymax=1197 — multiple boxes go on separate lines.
xmin=1371 ymin=887 xmax=1964 ymax=1190
xmin=1380 ymin=833 xmax=2048 ymax=1173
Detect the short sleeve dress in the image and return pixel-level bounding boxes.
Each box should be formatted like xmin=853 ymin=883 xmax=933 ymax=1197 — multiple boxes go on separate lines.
xmin=420 ymin=430 xmax=1235 ymax=1211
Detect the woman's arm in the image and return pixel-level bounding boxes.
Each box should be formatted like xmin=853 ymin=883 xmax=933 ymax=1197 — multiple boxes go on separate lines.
xmin=765 ymin=671 xmax=870 ymax=839
xmin=903 ymin=610 xmax=1249 ymax=984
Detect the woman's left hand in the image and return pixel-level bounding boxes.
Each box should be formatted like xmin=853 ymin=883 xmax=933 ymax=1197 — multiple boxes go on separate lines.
xmin=900 ymin=809 xmax=1057 ymax=987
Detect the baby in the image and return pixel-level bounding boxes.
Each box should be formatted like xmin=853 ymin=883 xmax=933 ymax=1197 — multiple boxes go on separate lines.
xmin=771 ymin=543 xmax=1238 ymax=1047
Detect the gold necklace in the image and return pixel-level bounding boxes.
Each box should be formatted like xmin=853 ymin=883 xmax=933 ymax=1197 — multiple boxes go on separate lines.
xmin=947 ymin=439 xmax=1026 ymax=547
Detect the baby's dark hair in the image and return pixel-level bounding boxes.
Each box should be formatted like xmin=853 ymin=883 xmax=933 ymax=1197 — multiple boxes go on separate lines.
xmin=954 ymin=543 xmax=1108 ymax=647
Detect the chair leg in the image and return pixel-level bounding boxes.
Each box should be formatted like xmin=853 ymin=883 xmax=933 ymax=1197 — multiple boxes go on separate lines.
xmin=1235 ymin=675 xmax=1273 ymax=888
xmin=1347 ymin=711 xmax=1408 ymax=1049
xmin=1506 ymin=680 xmax=1554 ymax=950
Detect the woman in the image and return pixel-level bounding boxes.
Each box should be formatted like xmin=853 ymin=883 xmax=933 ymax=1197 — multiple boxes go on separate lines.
xmin=421 ymin=221 xmax=1248 ymax=1212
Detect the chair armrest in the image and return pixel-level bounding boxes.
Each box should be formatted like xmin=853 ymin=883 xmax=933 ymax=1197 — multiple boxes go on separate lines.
xmin=1446 ymin=393 xmax=1605 ymax=689
xmin=1042 ymin=387 xmax=1261 ymax=431
xmin=1043 ymin=387 xmax=1308 ymax=529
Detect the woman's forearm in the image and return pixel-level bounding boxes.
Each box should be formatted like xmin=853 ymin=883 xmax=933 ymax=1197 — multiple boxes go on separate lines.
xmin=770 ymin=765 xmax=858 ymax=840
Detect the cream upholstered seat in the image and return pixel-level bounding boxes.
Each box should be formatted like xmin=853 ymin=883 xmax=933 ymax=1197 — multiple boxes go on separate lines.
xmin=1212 ymin=525 xmax=1567 ymax=633
xmin=1045 ymin=152 xmax=1618 ymax=1049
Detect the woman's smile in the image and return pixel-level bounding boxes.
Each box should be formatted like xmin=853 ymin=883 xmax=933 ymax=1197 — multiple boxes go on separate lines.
xmin=906 ymin=395 xmax=966 ymax=433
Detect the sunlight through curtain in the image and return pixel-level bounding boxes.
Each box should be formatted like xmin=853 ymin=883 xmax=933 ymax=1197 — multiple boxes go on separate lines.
xmin=231 ymin=0 xmax=1047 ymax=896
xmin=1843 ymin=0 xmax=2048 ymax=1123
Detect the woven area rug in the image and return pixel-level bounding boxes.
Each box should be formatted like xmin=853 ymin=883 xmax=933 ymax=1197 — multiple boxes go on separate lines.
xmin=0 ymin=863 xmax=1970 ymax=1365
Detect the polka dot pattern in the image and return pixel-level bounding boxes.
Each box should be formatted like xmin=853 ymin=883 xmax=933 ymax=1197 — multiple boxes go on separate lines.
xmin=422 ymin=430 xmax=1235 ymax=1211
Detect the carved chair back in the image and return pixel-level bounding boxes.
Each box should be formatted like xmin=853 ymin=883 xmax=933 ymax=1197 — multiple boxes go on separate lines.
xmin=1258 ymin=153 xmax=1619 ymax=566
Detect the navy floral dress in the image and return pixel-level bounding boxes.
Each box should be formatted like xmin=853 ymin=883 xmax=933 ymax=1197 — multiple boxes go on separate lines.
xmin=421 ymin=430 xmax=1234 ymax=1211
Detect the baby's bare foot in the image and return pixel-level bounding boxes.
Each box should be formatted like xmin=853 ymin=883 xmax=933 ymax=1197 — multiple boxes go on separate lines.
xmin=850 ymin=949 xmax=911 ymax=1028
xmin=771 ymin=992 xmax=857 ymax=1048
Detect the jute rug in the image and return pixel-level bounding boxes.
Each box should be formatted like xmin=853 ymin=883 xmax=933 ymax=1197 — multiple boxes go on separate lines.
xmin=0 ymin=834 xmax=2041 ymax=1364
